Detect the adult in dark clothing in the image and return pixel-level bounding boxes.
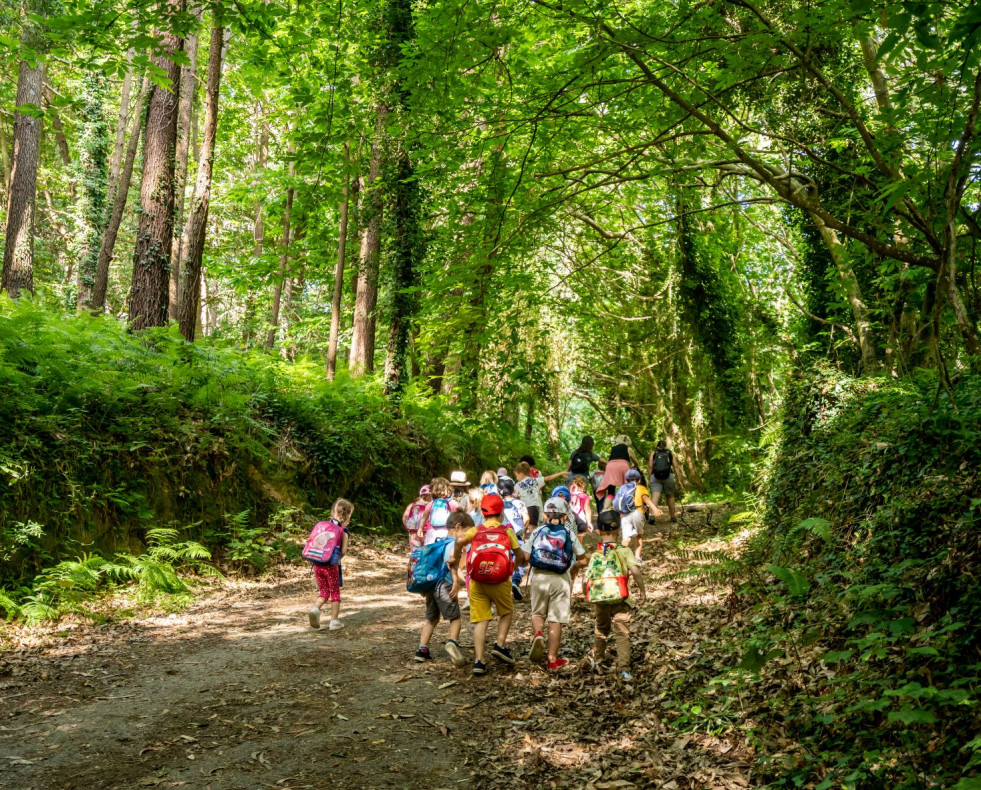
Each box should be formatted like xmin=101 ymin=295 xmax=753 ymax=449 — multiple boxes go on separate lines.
xmin=568 ymin=436 xmax=601 ymax=478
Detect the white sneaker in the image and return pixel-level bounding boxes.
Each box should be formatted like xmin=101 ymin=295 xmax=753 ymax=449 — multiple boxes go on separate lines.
xmin=328 ymin=619 xmax=344 ymax=631
xmin=308 ymin=608 xmax=321 ymax=629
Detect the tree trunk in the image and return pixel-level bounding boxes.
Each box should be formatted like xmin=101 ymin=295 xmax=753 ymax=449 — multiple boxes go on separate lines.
xmin=169 ymin=11 xmax=202 ymax=319
xmin=2 ymin=57 xmax=45 ymax=298
xmin=177 ymin=8 xmax=224 ymax=342
xmin=809 ymin=212 xmax=879 ymax=372
xmin=129 ymin=0 xmax=186 ymax=331
xmin=75 ymin=73 xmax=112 ymax=310
xmin=326 ymin=141 xmax=351 ymax=381
xmin=89 ymin=77 xmax=150 ymax=312
xmin=384 ymin=143 xmax=423 ymax=399
xmin=264 ymin=153 xmax=295 ymax=349
xmin=242 ymin=103 xmax=269 ymax=345
xmin=107 ymin=51 xmax=135 ymax=190
xmin=349 ymin=102 xmax=387 ymax=376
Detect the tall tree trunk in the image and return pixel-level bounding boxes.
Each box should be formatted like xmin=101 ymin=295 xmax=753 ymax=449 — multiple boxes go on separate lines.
xmin=0 ymin=124 xmax=11 ymax=206
xmin=177 ymin=8 xmax=224 ymax=342
xmin=43 ymin=86 xmax=77 ymax=201
xmin=384 ymin=143 xmax=423 ymax=399
xmin=326 ymin=141 xmax=351 ymax=381
xmin=169 ymin=11 xmax=201 ymax=319
xmin=264 ymin=153 xmax=295 ymax=349
xmin=809 ymin=212 xmax=879 ymax=372
xmin=108 ymin=51 xmax=135 ymax=190
xmin=89 ymin=77 xmax=150 ymax=312
xmin=129 ymin=0 xmax=186 ymax=331
xmin=349 ymin=102 xmax=387 ymax=376
xmin=242 ymin=103 xmax=269 ymax=345
xmin=75 ymin=73 xmax=112 ymax=309
xmin=2 ymin=56 xmax=44 ymax=297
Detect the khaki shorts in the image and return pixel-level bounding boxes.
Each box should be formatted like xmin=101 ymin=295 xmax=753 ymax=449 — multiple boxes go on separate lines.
xmin=468 ymin=579 xmax=514 ymax=623
xmin=651 ymin=475 xmax=677 ymax=495
xmin=621 ymin=509 xmax=645 ymax=541
xmin=530 ymin=571 xmax=572 ymax=624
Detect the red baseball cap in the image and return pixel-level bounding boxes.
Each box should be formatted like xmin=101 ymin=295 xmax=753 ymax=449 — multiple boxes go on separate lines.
xmin=480 ymin=493 xmax=505 ymax=516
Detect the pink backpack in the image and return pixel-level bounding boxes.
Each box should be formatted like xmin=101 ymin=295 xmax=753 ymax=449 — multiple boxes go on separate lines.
xmin=570 ymin=491 xmax=590 ymax=522
xmin=405 ymin=502 xmax=427 ymax=533
xmin=302 ymin=519 xmax=344 ymax=566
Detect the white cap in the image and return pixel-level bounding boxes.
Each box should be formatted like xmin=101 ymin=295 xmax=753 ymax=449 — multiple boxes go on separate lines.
xmin=450 ymin=470 xmax=469 ymax=485
xmin=544 ymin=496 xmax=569 ymax=515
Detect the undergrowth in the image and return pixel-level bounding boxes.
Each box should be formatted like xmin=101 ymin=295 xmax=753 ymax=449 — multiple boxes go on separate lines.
xmin=664 ymin=366 xmax=981 ymax=789
xmin=0 ymin=301 xmax=533 ymax=613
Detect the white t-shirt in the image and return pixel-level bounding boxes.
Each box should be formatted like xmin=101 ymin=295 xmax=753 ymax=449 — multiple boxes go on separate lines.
xmin=515 ymin=475 xmax=545 ymax=511
xmin=522 ymin=524 xmax=586 ymax=583
xmin=502 ymin=497 xmax=530 ymax=536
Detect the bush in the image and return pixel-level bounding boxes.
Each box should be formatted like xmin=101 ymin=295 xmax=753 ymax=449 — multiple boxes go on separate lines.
xmin=0 ymin=301 xmax=534 ymax=590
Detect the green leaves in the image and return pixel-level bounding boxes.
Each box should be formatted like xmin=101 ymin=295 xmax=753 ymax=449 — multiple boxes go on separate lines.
xmin=768 ymin=564 xmax=811 ymax=598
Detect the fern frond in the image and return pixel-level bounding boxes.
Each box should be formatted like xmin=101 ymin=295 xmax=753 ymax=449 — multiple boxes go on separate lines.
xmin=768 ymin=564 xmax=811 ymax=597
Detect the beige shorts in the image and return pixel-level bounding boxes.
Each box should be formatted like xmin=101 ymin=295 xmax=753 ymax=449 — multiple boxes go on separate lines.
xmin=530 ymin=571 xmax=572 ymax=624
xmin=621 ymin=509 xmax=645 ymax=541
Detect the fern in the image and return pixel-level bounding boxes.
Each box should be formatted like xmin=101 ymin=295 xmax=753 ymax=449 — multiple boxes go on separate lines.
xmin=0 ymin=588 xmax=22 ymax=620
xmin=798 ymin=517 xmax=833 ymax=543
xmin=768 ymin=564 xmax=811 ymax=598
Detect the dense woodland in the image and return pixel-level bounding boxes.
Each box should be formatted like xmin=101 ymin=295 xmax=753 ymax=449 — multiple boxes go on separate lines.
xmin=1 ymin=0 xmax=980 ymax=788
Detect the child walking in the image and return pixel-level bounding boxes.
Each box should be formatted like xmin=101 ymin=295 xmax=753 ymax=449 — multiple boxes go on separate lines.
xmin=453 ymin=493 xmax=527 ymax=675
xmin=613 ymin=468 xmax=660 ymax=564
xmin=306 ymin=499 xmax=354 ymax=632
xmin=526 ymin=497 xmax=587 ymax=671
xmin=584 ymin=509 xmax=648 ymax=681
xmin=417 ymin=477 xmax=458 ymax=546
xmin=403 ymin=485 xmax=431 ymax=550
xmin=413 ymin=511 xmax=470 ymax=667
xmin=569 ymin=476 xmax=593 ymax=531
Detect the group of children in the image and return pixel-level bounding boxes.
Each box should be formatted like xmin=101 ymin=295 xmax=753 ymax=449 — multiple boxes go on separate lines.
xmin=303 ymin=456 xmax=662 ymax=680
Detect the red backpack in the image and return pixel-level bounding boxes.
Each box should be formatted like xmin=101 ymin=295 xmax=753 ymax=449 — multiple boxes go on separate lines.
xmin=466 ymin=524 xmax=514 ymax=585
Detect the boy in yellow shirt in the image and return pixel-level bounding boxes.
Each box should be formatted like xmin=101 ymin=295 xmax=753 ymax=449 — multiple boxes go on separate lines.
xmin=613 ymin=468 xmax=660 ymax=564
xmin=452 ymin=493 xmax=527 ymax=675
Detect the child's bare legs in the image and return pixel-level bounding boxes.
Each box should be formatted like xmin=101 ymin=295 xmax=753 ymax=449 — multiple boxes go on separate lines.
xmin=421 ymin=615 xmax=462 ymax=648
xmin=313 ymin=596 xmax=327 ymax=611
xmin=473 ymin=621 xmax=489 ymax=662
xmin=496 ymin=612 xmax=513 ymax=649
xmin=330 ymin=601 xmax=340 ymax=621
xmin=547 ymin=622 xmax=562 ymax=662
xmin=420 ymin=617 xmax=439 ymax=648
xmin=635 ymin=536 xmax=643 ymax=561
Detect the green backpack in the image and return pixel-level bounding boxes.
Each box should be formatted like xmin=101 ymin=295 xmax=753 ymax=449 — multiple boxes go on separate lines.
xmin=585 ymin=542 xmax=629 ymax=604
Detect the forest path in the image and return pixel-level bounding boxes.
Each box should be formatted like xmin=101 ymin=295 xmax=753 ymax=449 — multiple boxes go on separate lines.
xmin=1 ymin=505 xmax=755 ymax=790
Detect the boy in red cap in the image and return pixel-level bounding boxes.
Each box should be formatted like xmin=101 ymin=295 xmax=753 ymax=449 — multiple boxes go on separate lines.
xmin=452 ymin=493 xmax=527 ymax=675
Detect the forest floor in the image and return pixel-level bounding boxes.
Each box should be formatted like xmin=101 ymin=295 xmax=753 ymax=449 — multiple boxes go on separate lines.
xmin=0 ymin=504 xmax=758 ymax=790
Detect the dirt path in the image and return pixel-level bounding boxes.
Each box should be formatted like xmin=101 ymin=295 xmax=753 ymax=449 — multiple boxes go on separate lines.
xmin=1 ymin=507 xmax=757 ymax=790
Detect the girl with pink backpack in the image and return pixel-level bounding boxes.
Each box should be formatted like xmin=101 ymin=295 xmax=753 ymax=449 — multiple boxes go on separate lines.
xmin=303 ymin=498 xmax=354 ymax=631
xmin=402 ymin=485 xmax=431 ymax=550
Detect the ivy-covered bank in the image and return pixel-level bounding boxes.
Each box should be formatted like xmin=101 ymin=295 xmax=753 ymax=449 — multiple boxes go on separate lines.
xmin=0 ymin=303 xmax=529 ymax=587
xmin=686 ymin=368 xmax=981 ymax=788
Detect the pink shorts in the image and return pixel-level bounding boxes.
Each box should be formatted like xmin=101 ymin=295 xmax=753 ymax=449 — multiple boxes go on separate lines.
xmin=314 ymin=565 xmax=341 ymax=602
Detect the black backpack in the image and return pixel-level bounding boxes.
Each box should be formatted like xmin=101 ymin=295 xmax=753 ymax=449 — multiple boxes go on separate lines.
xmin=652 ymin=449 xmax=673 ymax=480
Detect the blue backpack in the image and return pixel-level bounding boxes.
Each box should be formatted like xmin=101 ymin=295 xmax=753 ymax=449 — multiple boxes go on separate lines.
xmin=429 ymin=498 xmax=451 ymax=528
xmin=529 ymin=524 xmax=574 ymax=573
xmin=613 ymin=482 xmax=638 ymax=515
xmin=406 ymin=538 xmax=455 ymax=594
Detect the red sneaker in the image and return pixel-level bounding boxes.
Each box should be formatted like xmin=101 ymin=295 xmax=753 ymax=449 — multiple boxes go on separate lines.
xmin=547 ymin=657 xmax=569 ymax=671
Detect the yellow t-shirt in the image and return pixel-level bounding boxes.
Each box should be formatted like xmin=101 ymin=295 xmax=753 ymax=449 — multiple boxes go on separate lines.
xmin=634 ymin=485 xmax=651 ymax=510
xmin=463 ymin=519 xmax=520 ymax=550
